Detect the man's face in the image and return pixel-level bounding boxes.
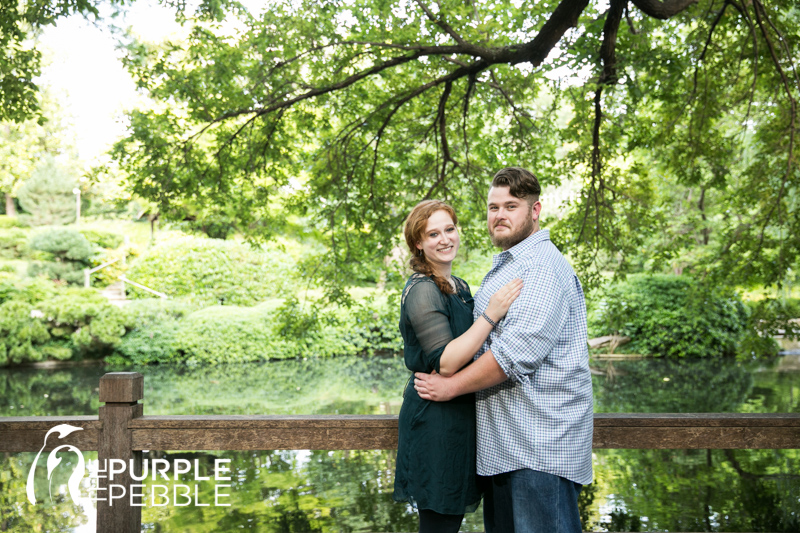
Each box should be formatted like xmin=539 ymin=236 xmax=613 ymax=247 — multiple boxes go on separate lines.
xmin=487 ymin=186 xmax=540 ymax=250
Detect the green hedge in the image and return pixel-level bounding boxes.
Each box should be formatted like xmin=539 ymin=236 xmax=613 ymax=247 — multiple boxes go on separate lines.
xmin=0 ymin=228 xmax=29 ymax=259
xmin=80 ymin=229 xmax=124 ymax=250
xmin=0 ymin=286 xmax=126 ymax=366
xmin=0 ymin=215 xmax=22 ymax=229
xmin=111 ymin=297 xmax=402 ymax=365
xmin=589 ymin=274 xmax=749 ymax=358
xmin=27 ymin=227 xmax=95 ymax=285
xmin=0 ymin=274 xmax=56 ymax=304
xmin=125 ymin=236 xmax=299 ymax=306
xmin=111 ymin=299 xmax=196 ymax=365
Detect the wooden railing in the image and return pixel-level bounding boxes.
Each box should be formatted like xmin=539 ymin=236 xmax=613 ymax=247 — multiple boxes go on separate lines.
xmin=1 ymin=372 xmax=799 ymax=532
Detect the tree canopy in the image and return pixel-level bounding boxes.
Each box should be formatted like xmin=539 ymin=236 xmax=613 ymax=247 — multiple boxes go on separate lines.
xmin=108 ymin=0 xmax=799 ymax=295
xmin=0 ymin=0 xmax=122 ymax=122
xmin=8 ymin=0 xmax=795 ymax=297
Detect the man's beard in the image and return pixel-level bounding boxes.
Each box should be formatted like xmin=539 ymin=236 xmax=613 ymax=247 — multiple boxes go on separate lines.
xmin=490 ymin=209 xmax=535 ymax=249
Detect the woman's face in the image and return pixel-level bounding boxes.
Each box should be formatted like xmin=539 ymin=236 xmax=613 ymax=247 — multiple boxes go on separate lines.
xmin=416 ymin=209 xmax=459 ymax=268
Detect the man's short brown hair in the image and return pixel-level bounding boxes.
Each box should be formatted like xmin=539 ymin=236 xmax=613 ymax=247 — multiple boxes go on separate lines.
xmin=491 ymin=167 xmax=541 ymax=204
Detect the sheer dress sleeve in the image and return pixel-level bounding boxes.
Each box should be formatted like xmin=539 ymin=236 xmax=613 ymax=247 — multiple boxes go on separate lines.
xmin=404 ymin=280 xmax=454 ymax=372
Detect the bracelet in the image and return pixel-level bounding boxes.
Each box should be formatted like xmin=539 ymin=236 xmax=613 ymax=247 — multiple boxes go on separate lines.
xmin=481 ymin=311 xmax=498 ymax=328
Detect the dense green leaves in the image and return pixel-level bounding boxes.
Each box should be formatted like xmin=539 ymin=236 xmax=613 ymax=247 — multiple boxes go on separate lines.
xmin=589 ymin=274 xmax=750 ymax=358
xmin=124 ymin=235 xmax=300 ymax=305
xmin=0 ymin=0 xmax=131 ymax=122
xmin=107 ymin=0 xmax=799 ymax=298
xmin=27 ymin=227 xmax=95 ymax=284
xmin=110 ymin=295 xmax=401 ymax=365
xmin=0 ymin=276 xmax=126 ymax=365
xmin=17 ymin=156 xmax=78 ymax=226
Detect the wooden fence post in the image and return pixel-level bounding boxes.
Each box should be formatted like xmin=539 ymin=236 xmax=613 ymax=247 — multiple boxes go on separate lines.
xmin=97 ymin=372 xmax=144 ymax=533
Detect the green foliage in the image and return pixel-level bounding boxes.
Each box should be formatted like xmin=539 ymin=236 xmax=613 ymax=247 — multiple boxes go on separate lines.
xmin=125 ymin=236 xmax=298 ymax=305
xmin=29 ymin=226 xmax=94 ymax=260
xmin=80 ymin=228 xmax=124 ymax=250
xmin=17 ymin=156 xmax=78 ymax=226
xmin=27 ymin=227 xmax=95 ymax=284
xmin=589 ymin=274 xmax=748 ymax=358
xmin=0 ymin=215 xmax=21 ymax=228
xmin=0 ymin=0 xmax=130 ymax=122
xmin=339 ymin=294 xmax=402 ymax=355
xmin=170 ymin=302 xmax=366 ymax=364
xmin=0 ymin=300 xmax=51 ymax=365
xmin=740 ymin=298 xmax=800 ymax=358
xmin=0 ymin=285 xmax=126 ymax=366
xmin=112 ymin=299 xmax=196 ymax=365
xmin=26 ymin=262 xmax=85 ymax=285
xmin=1 ymin=90 xmax=78 ymax=213
xmin=0 ymin=274 xmax=56 ymax=304
xmin=0 ymin=227 xmax=29 ymax=259
xmin=111 ymin=295 xmax=402 ymax=365
xmin=40 ymin=289 xmax=127 ymax=355
xmin=109 ymin=0 xmax=800 ymax=300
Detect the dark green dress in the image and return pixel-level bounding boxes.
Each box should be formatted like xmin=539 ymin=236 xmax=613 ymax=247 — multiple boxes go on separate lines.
xmin=393 ymin=273 xmax=481 ymax=515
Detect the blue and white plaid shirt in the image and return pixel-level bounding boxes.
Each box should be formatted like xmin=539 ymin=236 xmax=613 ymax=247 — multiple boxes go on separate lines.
xmin=473 ymin=229 xmax=594 ymax=485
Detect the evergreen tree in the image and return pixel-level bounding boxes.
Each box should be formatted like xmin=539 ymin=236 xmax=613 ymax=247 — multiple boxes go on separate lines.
xmin=17 ymin=156 xmax=77 ymax=226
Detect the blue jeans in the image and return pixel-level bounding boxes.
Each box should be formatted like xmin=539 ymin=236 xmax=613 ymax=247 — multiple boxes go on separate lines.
xmin=483 ymin=469 xmax=583 ymax=533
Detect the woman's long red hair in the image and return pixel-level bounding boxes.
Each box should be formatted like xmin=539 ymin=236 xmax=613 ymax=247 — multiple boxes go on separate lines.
xmin=403 ymin=200 xmax=458 ymax=295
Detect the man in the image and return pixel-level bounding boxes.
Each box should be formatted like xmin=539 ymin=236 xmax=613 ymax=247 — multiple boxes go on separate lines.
xmin=414 ymin=167 xmax=593 ymax=533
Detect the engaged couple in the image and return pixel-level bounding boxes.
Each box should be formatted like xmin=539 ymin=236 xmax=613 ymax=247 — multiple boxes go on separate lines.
xmin=392 ymin=167 xmax=594 ymax=533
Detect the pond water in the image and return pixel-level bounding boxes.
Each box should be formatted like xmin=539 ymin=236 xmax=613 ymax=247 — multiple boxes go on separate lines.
xmin=1 ymin=355 xmax=798 ymax=532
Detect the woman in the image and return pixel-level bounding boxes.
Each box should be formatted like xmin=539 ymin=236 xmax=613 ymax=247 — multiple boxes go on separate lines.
xmin=393 ymin=200 xmax=522 ymax=533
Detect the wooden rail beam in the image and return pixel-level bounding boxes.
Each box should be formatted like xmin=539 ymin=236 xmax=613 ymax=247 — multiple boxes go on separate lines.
xmin=129 ymin=415 xmax=399 ymax=450
xmin=593 ymin=413 xmax=800 ymax=449
xmin=0 ymin=416 xmax=100 ymax=452
xmin=2 ymin=413 xmax=799 ymax=452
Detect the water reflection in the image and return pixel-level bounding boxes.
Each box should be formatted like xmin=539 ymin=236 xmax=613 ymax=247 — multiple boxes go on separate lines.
xmin=590 ymin=448 xmax=800 ymax=532
xmin=1 ymin=355 xmax=798 ymax=532
xmin=590 ymin=356 xmax=799 ymax=413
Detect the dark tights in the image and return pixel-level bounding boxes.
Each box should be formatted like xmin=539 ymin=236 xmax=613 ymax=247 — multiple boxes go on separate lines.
xmin=418 ymin=509 xmax=464 ymax=533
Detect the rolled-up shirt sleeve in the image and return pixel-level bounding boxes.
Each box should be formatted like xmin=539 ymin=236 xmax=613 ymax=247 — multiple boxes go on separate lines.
xmin=491 ymin=264 xmax=569 ymax=383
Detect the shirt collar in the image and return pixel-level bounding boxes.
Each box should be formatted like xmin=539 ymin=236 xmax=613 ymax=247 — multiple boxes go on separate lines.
xmin=492 ymin=228 xmax=550 ymax=265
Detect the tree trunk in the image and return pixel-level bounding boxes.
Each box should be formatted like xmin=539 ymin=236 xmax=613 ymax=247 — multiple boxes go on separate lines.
xmin=4 ymin=193 xmax=16 ymax=217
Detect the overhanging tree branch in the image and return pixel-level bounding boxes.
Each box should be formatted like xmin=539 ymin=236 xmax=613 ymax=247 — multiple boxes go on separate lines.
xmin=630 ymin=0 xmax=701 ymax=19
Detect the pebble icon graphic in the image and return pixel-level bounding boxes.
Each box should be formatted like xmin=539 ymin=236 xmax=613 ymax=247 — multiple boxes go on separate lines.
xmin=26 ymin=424 xmax=86 ymax=505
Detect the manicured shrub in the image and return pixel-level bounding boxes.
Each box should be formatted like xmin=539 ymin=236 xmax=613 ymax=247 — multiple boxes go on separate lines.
xmin=0 ymin=215 xmax=22 ymax=229
xmin=0 ymin=228 xmax=29 ymax=259
xmin=28 ymin=227 xmax=94 ymax=261
xmin=0 ymin=300 xmax=51 ymax=365
xmin=112 ymin=299 xmax=196 ymax=365
xmin=80 ymin=229 xmax=124 ymax=250
xmin=174 ymin=301 xmax=379 ymax=364
xmin=589 ymin=274 xmax=749 ymax=358
xmin=27 ymin=261 xmax=86 ymax=285
xmin=0 ymin=274 xmax=56 ymax=305
xmin=125 ymin=236 xmax=298 ymax=305
xmin=0 ymin=287 xmax=126 ymax=366
xmin=111 ymin=296 xmax=403 ymax=365
xmin=17 ymin=156 xmax=78 ymax=226
xmin=27 ymin=227 xmax=95 ymax=284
